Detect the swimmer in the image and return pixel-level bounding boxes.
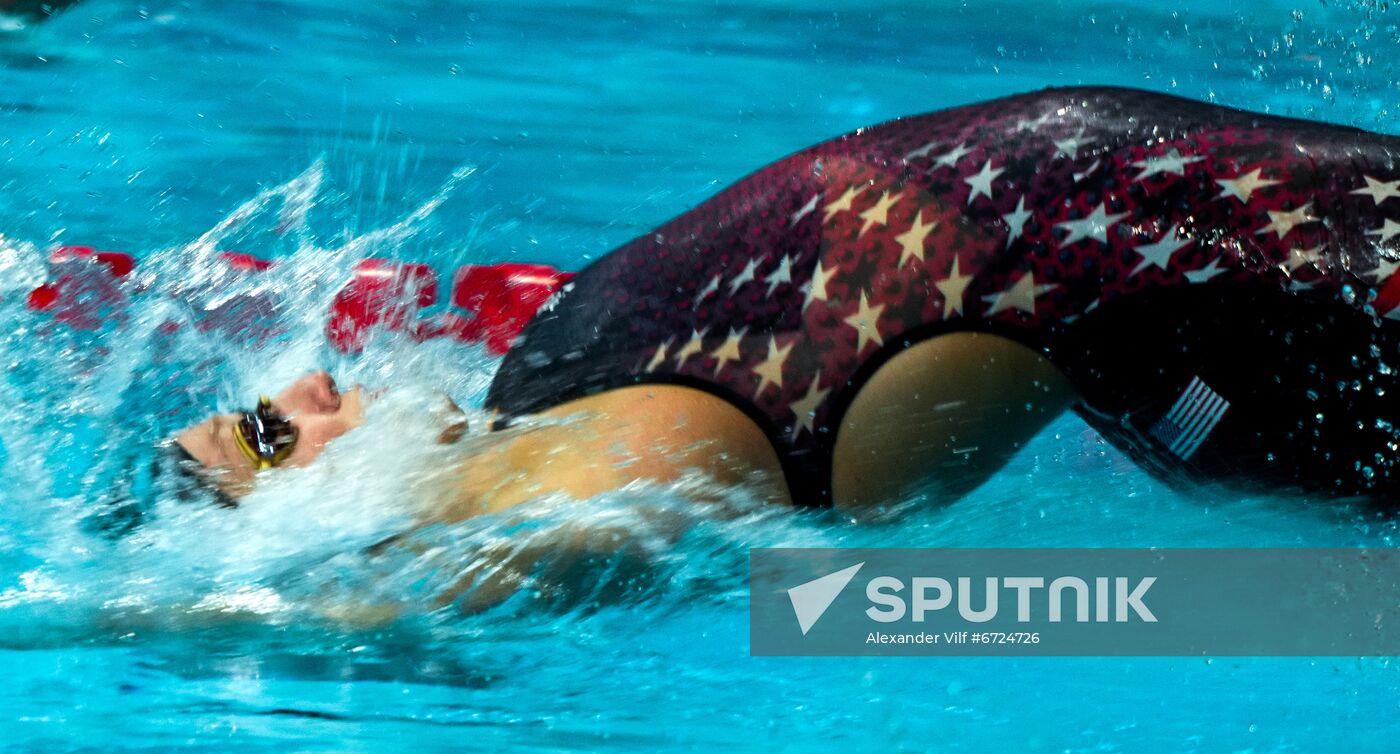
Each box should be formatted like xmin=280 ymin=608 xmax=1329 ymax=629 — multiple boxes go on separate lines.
xmin=171 ymin=86 xmax=1400 ymax=517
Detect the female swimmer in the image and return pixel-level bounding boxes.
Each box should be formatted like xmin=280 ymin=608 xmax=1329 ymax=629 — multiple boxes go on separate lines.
xmin=173 ymin=86 xmax=1400 ymax=516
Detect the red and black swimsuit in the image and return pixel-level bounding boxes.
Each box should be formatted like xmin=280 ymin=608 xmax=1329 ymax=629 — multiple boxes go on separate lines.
xmin=487 ymin=86 xmax=1400 ymax=508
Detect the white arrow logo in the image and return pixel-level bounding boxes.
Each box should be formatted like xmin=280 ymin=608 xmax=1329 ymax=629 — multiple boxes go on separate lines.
xmin=787 ymin=562 xmax=865 ymax=635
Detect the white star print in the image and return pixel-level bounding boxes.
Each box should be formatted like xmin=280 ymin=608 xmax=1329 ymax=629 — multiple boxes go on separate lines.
xmin=843 ymin=291 xmax=887 ymax=356
xmin=934 ymin=142 xmax=973 ymax=169
xmin=1216 ymin=167 xmax=1280 ymax=203
xmin=790 ymin=193 xmax=821 ymax=226
xmin=1063 ymin=305 xmax=1089 ymax=324
xmin=1132 ymin=149 xmax=1204 ymax=180
xmin=1055 ymin=203 xmax=1127 ymax=246
xmin=1283 ymin=244 xmax=1326 ymax=274
xmin=894 ymin=210 xmax=937 ymax=267
xmin=644 ymin=337 xmax=674 ymax=373
xmin=1015 ymin=113 xmax=1051 ymax=132
xmin=1184 ymin=257 xmax=1228 ymax=283
xmin=673 ymin=328 xmax=708 ymax=367
xmin=693 ymin=274 xmax=720 ymax=307
xmin=1129 ymin=225 xmax=1192 ymax=277
xmin=904 ymin=141 xmax=939 ymax=161
xmin=1257 ymin=203 xmax=1318 ymax=240
xmin=1368 ymin=218 xmax=1400 ymax=244
xmin=1001 ymin=194 xmax=1032 ymax=250
xmin=982 ymin=272 xmax=1058 ymax=316
xmin=765 ymin=254 xmax=794 ymax=297
xmin=936 ymin=256 xmax=974 ymax=318
xmin=1064 ymin=299 xmax=1096 ymax=325
xmin=802 ymin=260 xmax=836 ymax=312
xmin=964 ymin=159 xmax=1004 ymax=205
xmin=790 ymin=371 xmax=831 ymax=440
xmin=710 ymin=327 xmax=746 ymax=376
xmin=1352 ymin=175 xmax=1400 ymax=205
xmin=859 ymin=190 xmax=901 ymax=237
xmin=1073 ymin=159 xmax=1101 ymax=184
xmin=1053 ymin=128 xmax=1087 ymax=160
xmin=1369 ymin=255 xmax=1400 ymax=284
xmin=728 ymin=258 xmax=760 ymax=295
xmin=753 ymin=336 xmax=793 ymax=397
xmin=823 ymin=185 xmax=866 ymax=222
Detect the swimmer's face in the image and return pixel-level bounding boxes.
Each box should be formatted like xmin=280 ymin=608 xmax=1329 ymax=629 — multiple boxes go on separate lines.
xmin=269 ymin=371 xmax=368 ymax=467
xmin=175 ymin=371 xmax=368 ymax=492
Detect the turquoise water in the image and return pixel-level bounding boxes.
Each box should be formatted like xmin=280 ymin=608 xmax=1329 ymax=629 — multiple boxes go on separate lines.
xmin=3 ymin=0 xmax=1400 ymax=751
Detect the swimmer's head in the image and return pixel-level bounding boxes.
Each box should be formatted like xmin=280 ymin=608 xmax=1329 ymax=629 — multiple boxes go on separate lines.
xmin=174 ymin=371 xmax=369 ymax=498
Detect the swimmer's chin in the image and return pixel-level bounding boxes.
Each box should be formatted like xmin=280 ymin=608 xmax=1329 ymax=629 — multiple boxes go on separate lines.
xmin=333 ymin=386 xmax=469 ymax=447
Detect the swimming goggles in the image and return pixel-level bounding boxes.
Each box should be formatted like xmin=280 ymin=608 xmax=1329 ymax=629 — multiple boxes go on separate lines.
xmin=232 ymin=396 xmax=298 ymax=469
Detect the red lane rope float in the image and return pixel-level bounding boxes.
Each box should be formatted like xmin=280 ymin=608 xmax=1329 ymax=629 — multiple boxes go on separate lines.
xmin=26 ymin=246 xmax=138 ymax=331
xmin=448 ymin=262 xmax=573 ymax=355
xmin=25 ymin=246 xmax=573 ymax=354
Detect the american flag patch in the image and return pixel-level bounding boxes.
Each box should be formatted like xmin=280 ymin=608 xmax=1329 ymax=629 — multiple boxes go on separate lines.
xmin=1149 ymin=377 xmax=1231 ymax=460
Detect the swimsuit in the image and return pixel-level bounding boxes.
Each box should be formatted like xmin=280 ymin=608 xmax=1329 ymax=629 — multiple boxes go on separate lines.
xmin=487 ymin=86 xmax=1400 ymax=507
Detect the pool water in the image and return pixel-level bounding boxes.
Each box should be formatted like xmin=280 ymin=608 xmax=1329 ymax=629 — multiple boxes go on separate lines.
xmin=2 ymin=0 xmax=1400 ymax=751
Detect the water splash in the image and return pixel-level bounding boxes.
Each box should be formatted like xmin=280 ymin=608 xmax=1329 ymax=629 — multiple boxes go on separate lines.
xmin=0 ymin=158 xmax=1395 ymax=660
xmin=0 ymin=161 xmax=847 ymax=650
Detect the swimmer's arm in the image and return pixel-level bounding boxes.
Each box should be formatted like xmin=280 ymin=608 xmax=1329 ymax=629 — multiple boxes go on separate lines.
xmin=310 ymin=386 xmax=785 ymax=624
xmin=430 ymin=384 xmax=792 ymax=522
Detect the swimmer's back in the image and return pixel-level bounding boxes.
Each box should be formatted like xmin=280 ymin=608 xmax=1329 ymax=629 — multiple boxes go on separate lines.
xmin=489 ymin=86 xmax=1400 ymax=506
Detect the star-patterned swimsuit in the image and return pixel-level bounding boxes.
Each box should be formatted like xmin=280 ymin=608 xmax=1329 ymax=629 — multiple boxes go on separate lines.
xmin=488 ymin=86 xmax=1400 ymax=508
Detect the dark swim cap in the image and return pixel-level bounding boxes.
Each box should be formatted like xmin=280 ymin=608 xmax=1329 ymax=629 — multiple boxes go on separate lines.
xmin=84 ymin=442 xmax=238 ymax=539
xmin=160 ymin=443 xmax=239 ymax=510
